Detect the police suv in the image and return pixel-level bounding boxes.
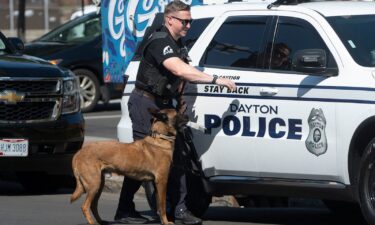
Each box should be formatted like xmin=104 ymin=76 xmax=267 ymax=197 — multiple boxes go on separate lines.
xmin=118 ymin=1 xmax=375 ymax=224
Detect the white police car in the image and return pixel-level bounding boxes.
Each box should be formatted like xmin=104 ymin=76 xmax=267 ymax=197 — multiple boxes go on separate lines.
xmin=118 ymin=1 xmax=375 ymax=224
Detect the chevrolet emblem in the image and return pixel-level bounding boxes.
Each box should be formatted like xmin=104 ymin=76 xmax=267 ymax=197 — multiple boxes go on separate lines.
xmin=0 ymin=90 xmax=25 ymax=104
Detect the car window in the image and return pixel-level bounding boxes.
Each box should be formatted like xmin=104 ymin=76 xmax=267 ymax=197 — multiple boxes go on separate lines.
xmin=182 ymin=18 xmax=212 ymax=51
xmin=0 ymin=39 xmax=5 ymax=51
xmin=270 ymin=17 xmax=337 ymax=71
xmin=38 ymin=15 xmax=101 ymax=43
xmin=327 ymin=15 xmax=375 ymax=67
xmin=0 ymin=33 xmax=10 ymax=55
xmin=200 ymin=16 xmax=270 ymax=69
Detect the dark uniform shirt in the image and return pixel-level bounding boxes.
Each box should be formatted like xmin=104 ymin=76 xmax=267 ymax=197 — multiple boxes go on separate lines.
xmin=136 ymin=26 xmax=189 ymax=98
xmin=144 ymin=27 xmax=185 ymax=65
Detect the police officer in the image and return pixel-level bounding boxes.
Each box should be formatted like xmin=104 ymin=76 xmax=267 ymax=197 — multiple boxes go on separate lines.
xmin=114 ymin=1 xmax=236 ymax=224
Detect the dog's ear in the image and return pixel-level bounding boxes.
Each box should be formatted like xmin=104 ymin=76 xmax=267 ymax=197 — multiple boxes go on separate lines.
xmin=148 ymin=108 xmax=168 ymax=122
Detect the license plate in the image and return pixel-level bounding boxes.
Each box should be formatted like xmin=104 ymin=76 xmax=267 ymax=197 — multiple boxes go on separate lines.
xmin=0 ymin=139 xmax=28 ymax=157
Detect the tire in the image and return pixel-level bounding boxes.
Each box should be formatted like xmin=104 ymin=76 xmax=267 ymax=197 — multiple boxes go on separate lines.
xmin=359 ymin=138 xmax=375 ymax=225
xmin=73 ymin=69 xmax=100 ymax=113
xmin=143 ymin=173 xmax=211 ymax=217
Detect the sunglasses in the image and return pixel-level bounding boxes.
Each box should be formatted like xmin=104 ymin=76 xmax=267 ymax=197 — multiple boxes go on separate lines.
xmin=171 ymin=16 xmax=193 ymax=26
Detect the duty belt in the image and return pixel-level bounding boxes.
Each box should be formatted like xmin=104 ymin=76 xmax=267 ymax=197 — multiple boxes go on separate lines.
xmin=133 ymin=87 xmax=170 ymax=104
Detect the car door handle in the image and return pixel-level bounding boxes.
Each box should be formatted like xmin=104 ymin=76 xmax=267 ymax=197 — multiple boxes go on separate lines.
xmin=260 ymin=87 xmax=278 ymax=96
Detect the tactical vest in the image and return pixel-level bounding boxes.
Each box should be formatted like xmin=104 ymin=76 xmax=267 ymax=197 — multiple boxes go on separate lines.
xmin=135 ymin=31 xmax=187 ymax=98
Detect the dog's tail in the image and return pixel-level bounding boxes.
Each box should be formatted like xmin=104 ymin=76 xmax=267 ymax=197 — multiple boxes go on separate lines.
xmin=70 ymin=174 xmax=85 ymax=203
xmin=70 ymin=155 xmax=85 ymax=203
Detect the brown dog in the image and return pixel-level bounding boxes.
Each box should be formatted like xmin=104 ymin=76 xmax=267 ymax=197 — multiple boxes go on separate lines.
xmin=70 ymin=108 xmax=187 ymax=225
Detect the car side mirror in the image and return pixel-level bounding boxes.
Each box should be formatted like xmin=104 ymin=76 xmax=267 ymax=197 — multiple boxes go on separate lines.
xmin=7 ymin=37 xmax=25 ymax=52
xmin=292 ymin=49 xmax=337 ymax=76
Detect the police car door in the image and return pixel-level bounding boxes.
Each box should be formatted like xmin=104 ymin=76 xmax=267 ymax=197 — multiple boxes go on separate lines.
xmin=185 ymin=12 xmax=275 ymax=178
xmin=253 ymin=13 xmax=340 ymax=181
xmin=186 ymin=11 xmax=340 ymax=181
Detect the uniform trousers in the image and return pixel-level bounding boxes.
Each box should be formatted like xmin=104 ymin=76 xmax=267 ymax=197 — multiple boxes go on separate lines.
xmin=115 ymin=90 xmax=188 ymax=217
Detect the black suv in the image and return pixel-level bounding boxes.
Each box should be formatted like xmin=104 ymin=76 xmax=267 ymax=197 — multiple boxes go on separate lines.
xmin=0 ymin=31 xmax=84 ymax=191
xmin=24 ymin=12 xmax=124 ymax=112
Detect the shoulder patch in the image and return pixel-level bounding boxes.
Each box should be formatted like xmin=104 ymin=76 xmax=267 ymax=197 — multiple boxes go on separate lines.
xmin=163 ymin=46 xmax=174 ymax=55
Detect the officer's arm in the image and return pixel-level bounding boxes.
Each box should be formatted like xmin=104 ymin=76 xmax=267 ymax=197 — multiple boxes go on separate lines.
xmin=163 ymin=57 xmax=236 ymax=91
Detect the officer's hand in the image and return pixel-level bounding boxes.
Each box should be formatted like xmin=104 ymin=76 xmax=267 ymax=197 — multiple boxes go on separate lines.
xmin=216 ymin=78 xmax=237 ymax=92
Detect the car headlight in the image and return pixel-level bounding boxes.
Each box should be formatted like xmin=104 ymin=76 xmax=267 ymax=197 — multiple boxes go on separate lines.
xmin=62 ymin=73 xmax=80 ymax=114
xmin=49 ymin=59 xmax=63 ymax=65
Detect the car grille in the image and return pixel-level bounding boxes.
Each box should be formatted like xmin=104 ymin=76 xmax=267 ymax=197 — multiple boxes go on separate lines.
xmin=0 ymin=78 xmax=62 ymax=123
xmin=0 ymin=102 xmax=56 ymax=121
xmin=0 ymin=80 xmax=59 ymax=94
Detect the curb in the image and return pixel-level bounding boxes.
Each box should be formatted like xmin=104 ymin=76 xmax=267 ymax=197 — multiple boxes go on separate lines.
xmin=103 ymin=174 xmax=125 ymax=193
xmin=104 ymin=174 xmax=147 ymax=198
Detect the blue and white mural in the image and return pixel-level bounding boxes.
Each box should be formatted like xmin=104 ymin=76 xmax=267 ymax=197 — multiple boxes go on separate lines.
xmin=101 ymin=0 xmax=203 ymax=84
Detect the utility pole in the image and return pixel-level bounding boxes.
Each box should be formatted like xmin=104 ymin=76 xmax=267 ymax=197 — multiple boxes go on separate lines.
xmin=9 ymin=0 xmax=14 ymax=36
xmin=17 ymin=0 xmax=26 ymax=41
xmin=81 ymin=0 xmax=85 ymax=16
xmin=44 ymin=0 xmax=49 ymax=32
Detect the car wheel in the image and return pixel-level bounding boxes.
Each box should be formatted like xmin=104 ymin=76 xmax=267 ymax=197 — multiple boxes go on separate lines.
xmin=73 ymin=69 xmax=100 ymax=113
xmin=143 ymin=173 xmax=211 ymax=218
xmin=359 ymin=138 xmax=375 ymax=225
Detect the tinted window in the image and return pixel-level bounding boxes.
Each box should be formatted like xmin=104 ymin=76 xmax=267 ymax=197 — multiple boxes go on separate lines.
xmin=0 ymin=32 xmax=11 ymax=54
xmin=200 ymin=16 xmax=269 ymax=69
xmin=270 ymin=17 xmax=337 ymax=71
xmin=182 ymin=18 xmax=212 ymax=50
xmin=327 ymin=15 xmax=375 ymax=67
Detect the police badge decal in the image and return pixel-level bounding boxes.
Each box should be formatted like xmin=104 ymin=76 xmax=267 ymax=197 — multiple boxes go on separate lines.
xmin=305 ymin=108 xmax=328 ymax=156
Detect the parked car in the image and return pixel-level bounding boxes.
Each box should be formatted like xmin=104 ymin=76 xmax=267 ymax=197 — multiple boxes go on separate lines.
xmin=24 ymin=12 xmax=124 ymax=112
xmin=118 ymin=1 xmax=375 ymax=225
xmin=0 ymin=30 xmax=84 ymax=191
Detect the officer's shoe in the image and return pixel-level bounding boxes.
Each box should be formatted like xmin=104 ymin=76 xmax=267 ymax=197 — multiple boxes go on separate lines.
xmin=114 ymin=210 xmax=149 ymax=224
xmin=175 ymin=209 xmax=202 ymax=225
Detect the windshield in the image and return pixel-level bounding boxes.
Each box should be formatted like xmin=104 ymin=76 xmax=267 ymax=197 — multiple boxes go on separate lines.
xmin=0 ymin=32 xmax=11 ymax=55
xmin=327 ymin=15 xmax=375 ymax=67
xmin=37 ymin=14 xmax=101 ymax=43
xmin=0 ymin=38 xmax=6 ymax=55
